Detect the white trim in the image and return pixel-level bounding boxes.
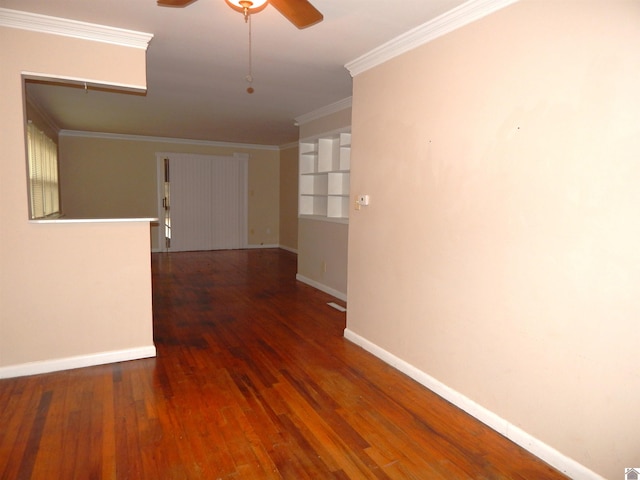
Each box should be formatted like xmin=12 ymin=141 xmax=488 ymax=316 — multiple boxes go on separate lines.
xmin=0 ymin=346 xmax=157 ymax=379
xmin=294 ymin=97 xmax=352 ymax=126
xmin=236 ymin=152 xmax=250 ymax=250
xmin=345 ymin=0 xmax=519 ymax=77
xmin=156 ymin=154 xmax=168 ymax=252
xmin=279 ymin=141 xmax=299 ymax=150
xmin=1 ymin=8 xmax=153 ymax=49
xmin=61 ymin=129 xmax=280 ymax=151
xmin=328 ymin=302 xmax=347 ymax=313
xmin=0 ymin=8 xmax=153 ymax=49
xmin=279 ymin=245 xmax=298 ymax=255
xmin=296 ymin=274 xmax=347 ymax=302
xmin=343 ymin=329 xmax=605 ymax=480
xmin=23 ymin=72 xmax=146 ymax=94
xmin=29 ymin=217 xmax=157 ymax=224
xmin=298 ymin=214 xmax=349 ymax=225
xmin=246 ymin=244 xmax=280 ymax=249
xmin=150 ymin=245 xmax=297 ymax=254
xmin=150 ymin=245 xmax=290 ymax=253
xmin=298 ymin=126 xmax=352 ymax=144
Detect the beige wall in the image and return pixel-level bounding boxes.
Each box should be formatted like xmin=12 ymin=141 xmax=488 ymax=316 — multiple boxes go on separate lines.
xmin=299 ymin=108 xmax=352 ymax=140
xmin=59 ymin=135 xmax=157 ymax=219
xmin=0 ymin=27 xmax=154 ymax=372
xmin=346 ymin=1 xmax=640 ymax=478
xmin=247 ymin=148 xmax=280 ymax=247
xmin=279 ymin=144 xmax=299 ymax=252
xmin=298 ymin=217 xmax=348 ymax=296
xmin=297 ymin=106 xmax=351 ymax=299
xmin=59 ymin=134 xmax=281 ymax=250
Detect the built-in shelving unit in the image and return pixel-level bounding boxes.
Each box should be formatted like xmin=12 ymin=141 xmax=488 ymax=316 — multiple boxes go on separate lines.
xmin=299 ymin=130 xmax=351 ymax=222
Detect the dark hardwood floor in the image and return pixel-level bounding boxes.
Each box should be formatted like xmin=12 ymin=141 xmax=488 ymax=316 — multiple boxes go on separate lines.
xmin=0 ymin=249 xmax=567 ymax=479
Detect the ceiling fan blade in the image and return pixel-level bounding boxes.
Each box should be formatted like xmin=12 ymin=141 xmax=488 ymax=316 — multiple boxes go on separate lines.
xmin=157 ymin=0 xmax=197 ymax=6
xmin=269 ymin=0 xmax=323 ymax=29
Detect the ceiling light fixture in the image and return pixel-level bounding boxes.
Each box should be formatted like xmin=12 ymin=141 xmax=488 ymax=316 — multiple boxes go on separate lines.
xmin=225 ymin=0 xmax=268 ymax=94
xmin=226 ymin=0 xmax=268 ymax=22
xmin=159 ymin=0 xmax=323 ymax=29
xmin=160 ymin=0 xmax=323 ymax=93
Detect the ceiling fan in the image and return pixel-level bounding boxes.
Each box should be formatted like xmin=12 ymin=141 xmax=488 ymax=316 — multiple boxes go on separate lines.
xmin=158 ymin=0 xmax=323 ymax=93
xmin=157 ymin=0 xmax=324 ymax=29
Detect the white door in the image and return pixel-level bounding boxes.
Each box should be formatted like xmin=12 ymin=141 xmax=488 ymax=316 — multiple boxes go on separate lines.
xmin=156 ymin=152 xmax=248 ymax=252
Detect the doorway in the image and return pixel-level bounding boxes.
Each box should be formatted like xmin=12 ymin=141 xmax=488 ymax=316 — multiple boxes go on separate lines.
xmin=156 ymin=152 xmax=248 ymax=252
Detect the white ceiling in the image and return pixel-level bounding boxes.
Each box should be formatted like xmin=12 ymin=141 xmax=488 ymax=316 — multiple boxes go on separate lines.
xmin=3 ymin=0 xmax=467 ymax=146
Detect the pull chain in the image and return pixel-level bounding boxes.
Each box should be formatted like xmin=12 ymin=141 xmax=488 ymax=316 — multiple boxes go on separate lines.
xmin=245 ymin=13 xmax=254 ymax=94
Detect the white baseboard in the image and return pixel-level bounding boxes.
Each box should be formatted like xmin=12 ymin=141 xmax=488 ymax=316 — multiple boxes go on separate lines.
xmin=279 ymin=245 xmax=298 ymax=254
xmin=0 ymin=345 xmax=157 ymax=379
xmin=343 ymin=328 xmax=604 ymax=480
xmin=246 ymin=243 xmax=280 ymax=249
xmin=296 ymin=274 xmax=347 ymax=302
xmin=151 ymin=245 xmax=297 ymax=253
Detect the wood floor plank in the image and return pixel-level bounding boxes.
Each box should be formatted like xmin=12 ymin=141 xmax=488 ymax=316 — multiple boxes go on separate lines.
xmin=0 ymin=249 xmax=568 ymax=479
xmin=15 ymin=390 xmax=52 ymax=479
xmin=0 ymin=380 xmax=42 ymax=480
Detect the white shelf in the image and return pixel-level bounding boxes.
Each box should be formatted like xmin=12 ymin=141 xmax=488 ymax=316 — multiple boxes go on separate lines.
xmin=339 ymin=147 xmax=350 ymax=171
xmin=299 ymin=129 xmax=351 ymax=221
xmin=328 ymin=172 xmax=349 ymax=195
xmin=318 ymin=137 xmax=340 ymax=172
xmin=299 ymin=195 xmax=328 ymax=217
xmin=298 ymin=214 xmax=348 ymax=225
xmin=300 ymin=173 xmax=328 ymax=196
xmin=328 ymin=195 xmax=350 ymax=219
xmin=299 ymin=144 xmax=318 ymax=174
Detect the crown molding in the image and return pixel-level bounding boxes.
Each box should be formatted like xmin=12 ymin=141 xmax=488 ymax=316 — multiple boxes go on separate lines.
xmin=59 ymin=129 xmax=281 ymax=151
xmin=0 ymin=8 xmax=153 ymax=49
xmin=294 ymin=97 xmax=352 ymax=126
xmin=345 ymin=0 xmax=519 ymax=77
xmin=299 ymin=126 xmax=351 ymax=144
xmin=279 ymin=141 xmax=299 ymax=150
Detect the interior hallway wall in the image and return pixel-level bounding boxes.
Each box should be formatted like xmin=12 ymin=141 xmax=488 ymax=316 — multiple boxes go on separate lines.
xmin=0 ymin=25 xmax=154 ymax=373
xmin=279 ymin=144 xmax=299 ymax=252
xmin=346 ymin=1 xmax=640 ymax=478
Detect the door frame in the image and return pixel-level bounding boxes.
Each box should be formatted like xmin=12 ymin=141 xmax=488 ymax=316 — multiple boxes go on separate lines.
xmin=155 ymin=152 xmax=249 ymax=252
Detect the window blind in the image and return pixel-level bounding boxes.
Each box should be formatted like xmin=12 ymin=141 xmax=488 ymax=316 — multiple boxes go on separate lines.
xmin=27 ymin=122 xmax=59 ymax=219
